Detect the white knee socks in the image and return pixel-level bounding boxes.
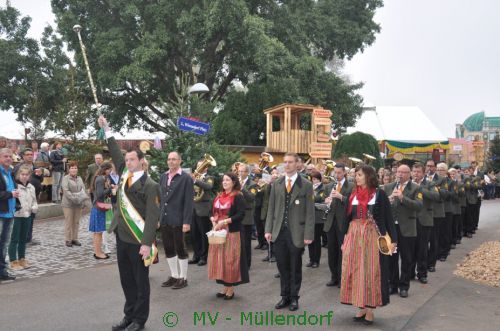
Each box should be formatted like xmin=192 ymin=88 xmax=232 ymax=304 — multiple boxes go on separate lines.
xmin=179 ymin=258 xmax=188 ymax=280
xmin=167 ymin=256 xmax=179 ymax=278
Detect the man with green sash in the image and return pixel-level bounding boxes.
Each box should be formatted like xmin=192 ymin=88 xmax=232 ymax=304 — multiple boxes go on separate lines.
xmin=98 ymin=116 xmax=160 ymax=331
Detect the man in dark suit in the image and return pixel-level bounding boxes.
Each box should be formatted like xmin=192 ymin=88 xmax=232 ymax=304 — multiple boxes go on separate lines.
xmin=189 ymin=159 xmax=214 ymax=266
xmin=265 ymin=153 xmax=315 ymax=311
xmin=99 ymin=116 xmax=160 ymax=331
xmin=159 ymin=152 xmax=194 ymax=290
xmin=384 ymin=164 xmax=423 ymax=298
xmin=411 ymin=163 xmax=440 ymax=284
xmin=239 ymin=163 xmax=257 ymax=268
xmin=436 ymin=163 xmax=455 ymax=261
xmin=323 ymin=163 xmax=353 ymax=287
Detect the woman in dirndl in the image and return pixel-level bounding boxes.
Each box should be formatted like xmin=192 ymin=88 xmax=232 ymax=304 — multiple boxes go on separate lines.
xmin=208 ymin=172 xmax=249 ymax=300
xmin=340 ymin=165 xmax=397 ymax=325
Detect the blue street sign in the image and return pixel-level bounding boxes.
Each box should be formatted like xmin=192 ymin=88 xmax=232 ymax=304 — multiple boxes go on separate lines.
xmin=177 ymin=117 xmax=210 ymax=135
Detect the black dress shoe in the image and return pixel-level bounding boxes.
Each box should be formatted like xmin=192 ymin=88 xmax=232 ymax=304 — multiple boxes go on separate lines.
xmin=112 ymin=318 xmax=132 ymax=331
xmin=254 ymin=243 xmax=264 ymax=250
xmin=216 ymin=292 xmax=226 ymax=298
xmin=389 ymin=287 xmax=398 ymax=295
xmin=188 ymin=258 xmax=200 ymax=265
xmin=439 ymin=257 xmax=447 ymax=262
xmin=418 ymin=277 xmax=428 ymax=284
xmin=65 ymin=241 xmax=73 ymax=247
xmin=353 ymin=314 xmax=366 ymax=322
xmin=467 ymin=233 xmax=473 ymax=238
xmin=399 ymin=289 xmax=408 ymax=298
xmin=311 ymin=262 xmax=319 ymax=268
xmin=125 ymin=322 xmax=144 ymax=331
xmin=262 ymin=256 xmax=270 ymax=262
xmin=94 ymin=254 xmax=110 ymax=260
xmin=224 ymin=293 xmax=235 ymax=300
xmin=161 ymin=277 xmax=178 ymax=287
xmin=172 ymin=278 xmax=188 ymax=289
xmin=274 ymin=273 xmax=281 ymax=278
xmin=197 ymin=260 xmax=207 ymax=266
xmin=306 ymin=262 xmax=313 ymax=267
xmin=72 ymin=240 xmax=82 ymax=246
xmin=289 ymin=298 xmax=299 ymax=311
xmin=326 ymin=280 xmax=339 ymax=287
xmin=428 ymin=266 xmax=436 ymax=272
xmin=0 ymin=273 xmax=15 ymax=281
xmin=275 ymin=298 xmax=291 ymax=309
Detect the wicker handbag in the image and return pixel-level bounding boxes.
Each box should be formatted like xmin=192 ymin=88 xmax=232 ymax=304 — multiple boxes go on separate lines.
xmin=207 ymin=227 xmax=227 ymax=245
xmin=367 ymin=208 xmax=394 ymax=256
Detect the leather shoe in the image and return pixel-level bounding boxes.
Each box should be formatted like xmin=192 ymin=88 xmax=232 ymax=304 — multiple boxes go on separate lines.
xmin=161 ymin=277 xmax=178 ymax=287
xmin=311 ymin=262 xmax=319 ymax=268
xmin=65 ymin=241 xmax=73 ymax=247
xmin=439 ymin=257 xmax=447 ymax=262
xmin=262 ymin=256 xmax=270 ymax=262
xmin=289 ymin=298 xmax=299 ymax=311
xmin=197 ymin=260 xmax=207 ymax=266
xmin=188 ymin=258 xmax=200 ymax=265
xmin=275 ymin=298 xmax=291 ymax=309
xmin=428 ymin=266 xmax=436 ymax=272
xmin=399 ymin=290 xmax=408 ymax=298
xmin=326 ymin=280 xmax=339 ymax=287
xmin=418 ymin=277 xmax=428 ymax=284
xmin=125 ymin=322 xmax=144 ymax=331
xmin=306 ymin=262 xmax=313 ymax=267
xmin=254 ymin=243 xmax=264 ymax=249
xmin=274 ymin=273 xmax=280 ymax=278
xmin=389 ymin=287 xmax=398 ymax=295
xmin=71 ymin=240 xmax=81 ymax=246
xmin=172 ymin=278 xmax=188 ymax=289
xmin=112 ymin=318 xmax=132 ymax=331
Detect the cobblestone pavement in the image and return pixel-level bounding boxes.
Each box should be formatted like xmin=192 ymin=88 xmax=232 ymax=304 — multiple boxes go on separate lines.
xmin=7 ymin=213 xmax=117 ymax=281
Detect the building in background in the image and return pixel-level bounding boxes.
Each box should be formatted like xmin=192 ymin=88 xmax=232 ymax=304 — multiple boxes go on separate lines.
xmin=456 ymin=111 xmax=500 ymax=166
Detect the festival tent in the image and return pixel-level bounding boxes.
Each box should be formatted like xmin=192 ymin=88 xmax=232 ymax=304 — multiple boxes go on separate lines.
xmin=346 ymin=106 xmax=449 ymax=156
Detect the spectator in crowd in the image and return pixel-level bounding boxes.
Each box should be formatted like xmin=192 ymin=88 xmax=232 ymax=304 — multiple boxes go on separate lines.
xmin=8 ymin=165 xmax=38 ymax=270
xmin=61 ymin=162 xmax=87 ymax=247
xmin=35 ymin=143 xmax=50 ymax=163
xmin=49 ymin=142 xmax=66 ymax=203
xmin=31 ymin=141 xmax=40 ymax=160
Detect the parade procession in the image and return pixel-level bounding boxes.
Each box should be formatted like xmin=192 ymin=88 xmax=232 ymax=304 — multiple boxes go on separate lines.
xmin=1 ymin=1 xmax=500 ymax=331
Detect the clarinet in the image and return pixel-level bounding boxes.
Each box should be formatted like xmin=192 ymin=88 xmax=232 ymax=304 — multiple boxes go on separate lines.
xmin=322 ymin=179 xmax=338 ymax=220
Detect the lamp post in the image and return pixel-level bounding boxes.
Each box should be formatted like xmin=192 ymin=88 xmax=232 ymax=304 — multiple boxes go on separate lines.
xmin=186 ymin=83 xmax=209 ymax=116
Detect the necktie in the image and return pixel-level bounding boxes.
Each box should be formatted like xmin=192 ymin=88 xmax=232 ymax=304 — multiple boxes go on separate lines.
xmin=127 ymin=172 xmax=133 ymax=188
xmin=287 ymin=178 xmax=292 ymax=193
xmin=336 ymin=181 xmax=341 ymax=192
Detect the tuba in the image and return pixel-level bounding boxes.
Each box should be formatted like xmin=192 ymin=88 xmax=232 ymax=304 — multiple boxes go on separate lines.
xmin=193 ymin=154 xmax=217 ymax=202
xmin=258 ymin=152 xmax=274 ymax=172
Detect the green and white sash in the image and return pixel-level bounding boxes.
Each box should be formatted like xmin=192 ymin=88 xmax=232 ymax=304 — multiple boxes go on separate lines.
xmin=119 ymin=169 xmax=157 ymax=267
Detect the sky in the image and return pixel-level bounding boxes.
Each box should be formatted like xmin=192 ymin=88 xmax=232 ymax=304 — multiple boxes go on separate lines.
xmin=5 ymin=0 xmax=500 ymax=138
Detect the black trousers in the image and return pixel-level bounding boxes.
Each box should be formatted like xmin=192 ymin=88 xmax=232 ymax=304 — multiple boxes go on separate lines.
xmin=389 ymin=224 xmax=416 ymax=291
xmin=438 ymin=213 xmax=453 ymax=258
xmin=413 ymin=222 xmax=432 ymax=279
xmin=160 ymin=225 xmax=188 ymax=259
xmin=254 ymin=207 xmax=266 ymax=246
xmin=242 ymin=224 xmax=253 ymax=268
xmin=465 ymin=204 xmax=477 ymax=234
xmin=308 ymin=223 xmax=323 ymax=264
xmin=451 ymin=213 xmax=461 ymax=244
xmin=191 ymin=213 xmax=210 ymax=261
xmin=116 ymin=233 xmax=150 ymax=325
xmin=459 ymin=207 xmax=466 ymax=239
xmin=474 ymin=200 xmax=481 ymax=229
xmin=326 ymin=223 xmax=343 ymax=282
xmin=274 ymin=226 xmax=304 ymax=299
xmin=428 ymin=217 xmax=442 ymax=268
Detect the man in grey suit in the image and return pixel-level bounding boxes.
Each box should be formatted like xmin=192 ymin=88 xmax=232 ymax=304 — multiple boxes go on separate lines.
xmin=384 ymin=164 xmax=423 ymax=298
xmin=239 ymin=163 xmax=257 ymax=268
xmin=411 ymin=163 xmax=440 ymax=284
xmin=323 ymin=163 xmax=353 ymax=287
xmin=85 ymin=153 xmax=103 ymax=201
xmin=265 ymin=153 xmax=315 ymax=311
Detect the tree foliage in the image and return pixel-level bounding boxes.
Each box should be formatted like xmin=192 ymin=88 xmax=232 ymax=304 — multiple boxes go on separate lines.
xmin=487 ymin=133 xmax=500 ymax=172
xmin=50 ymin=0 xmax=383 ymax=139
xmin=333 ymin=131 xmax=382 ymax=169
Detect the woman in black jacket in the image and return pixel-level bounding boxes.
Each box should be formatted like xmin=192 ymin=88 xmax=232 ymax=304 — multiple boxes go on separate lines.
xmin=207 ymin=172 xmax=249 ymax=300
xmin=340 ymin=165 xmax=397 ymax=325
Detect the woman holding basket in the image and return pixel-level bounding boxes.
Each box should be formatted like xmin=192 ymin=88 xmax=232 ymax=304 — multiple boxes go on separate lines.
xmin=207 ymin=172 xmax=249 ymax=300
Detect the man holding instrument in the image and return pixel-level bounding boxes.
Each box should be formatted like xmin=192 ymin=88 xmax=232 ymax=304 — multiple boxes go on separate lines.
xmin=98 ymin=116 xmax=160 ymax=331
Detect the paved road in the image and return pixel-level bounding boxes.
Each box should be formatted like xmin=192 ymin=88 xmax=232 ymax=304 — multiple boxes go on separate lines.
xmin=1 ymin=200 xmax=499 ymax=331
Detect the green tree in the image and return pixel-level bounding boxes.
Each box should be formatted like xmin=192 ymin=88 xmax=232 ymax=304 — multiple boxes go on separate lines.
xmin=333 ymin=131 xmax=382 ymax=169
xmin=487 ymin=133 xmax=500 ymax=172
xmin=50 ymin=0 xmax=383 ymax=138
